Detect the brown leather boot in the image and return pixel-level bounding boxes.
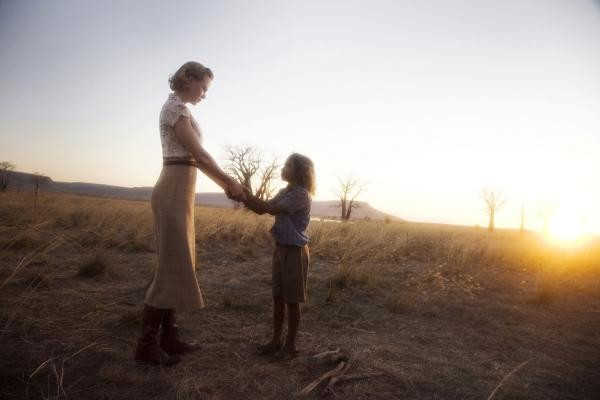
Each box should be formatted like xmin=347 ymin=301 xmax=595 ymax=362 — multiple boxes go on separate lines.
xmin=134 ymin=305 xmax=181 ymax=366
xmin=160 ymin=309 xmax=200 ymax=355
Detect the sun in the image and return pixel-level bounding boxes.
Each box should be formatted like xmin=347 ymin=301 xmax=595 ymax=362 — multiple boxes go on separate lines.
xmin=546 ymin=208 xmax=588 ymax=247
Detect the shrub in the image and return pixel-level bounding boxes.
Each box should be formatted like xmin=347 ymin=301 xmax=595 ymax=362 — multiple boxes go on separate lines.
xmin=329 ymin=263 xmax=372 ymax=289
xmin=78 ymin=253 xmax=108 ymax=278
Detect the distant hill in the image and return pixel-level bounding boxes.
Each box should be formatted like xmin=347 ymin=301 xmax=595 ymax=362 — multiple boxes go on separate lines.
xmin=2 ymin=170 xmax=402 ymax=221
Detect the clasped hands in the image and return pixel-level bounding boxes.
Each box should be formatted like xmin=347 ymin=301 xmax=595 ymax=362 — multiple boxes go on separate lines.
xmin=225 ymin=182 xmax=250 ymax=202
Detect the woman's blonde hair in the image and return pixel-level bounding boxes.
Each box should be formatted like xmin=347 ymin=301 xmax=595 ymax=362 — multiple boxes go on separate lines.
xmin=169 ymin=61 xmax=214 ymax=92
xmin=288 ymin=153 xmax=316 ymax=196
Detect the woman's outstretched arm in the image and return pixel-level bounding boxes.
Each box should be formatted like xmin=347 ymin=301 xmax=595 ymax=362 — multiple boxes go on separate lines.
xmin=173 ymin=117 xmax=246 ymax=201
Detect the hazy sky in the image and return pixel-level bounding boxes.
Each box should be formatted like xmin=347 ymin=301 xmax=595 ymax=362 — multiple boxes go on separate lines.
xmin=1 ymin=0 xmax=599 ymax=232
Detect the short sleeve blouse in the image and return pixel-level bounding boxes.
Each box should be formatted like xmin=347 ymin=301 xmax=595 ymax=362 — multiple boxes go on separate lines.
xmin=159 ymin=93 xmax=203 ymax=158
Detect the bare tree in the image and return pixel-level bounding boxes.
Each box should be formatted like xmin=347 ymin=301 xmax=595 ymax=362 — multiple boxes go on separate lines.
xmin=32 ymin=172 xmax=50 ymax=211
xmin=0 ymin=161 xmax=15 ymax=191
xmin=336 ymin=176 xmax=366 ymax=221
xmin=224 ymin=145 xmax=259 ymax=190
xmin=254 ymin=159 xmax=280 ymax=201
xmin=223 ymin=145 xmax=280 ymax=201
xmin=481 ymin=189 xmax=507 ymax=233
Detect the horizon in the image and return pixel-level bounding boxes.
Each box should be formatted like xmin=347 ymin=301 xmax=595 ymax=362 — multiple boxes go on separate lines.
xmin=1 ymin=0 xmax=600 ymax=237
xmin=8 ymin=168 xmax=600 ymax=240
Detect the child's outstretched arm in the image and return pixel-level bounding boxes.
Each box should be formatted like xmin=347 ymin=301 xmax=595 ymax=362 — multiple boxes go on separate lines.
xmin=243 ymin=190 xmax=286 ymax=216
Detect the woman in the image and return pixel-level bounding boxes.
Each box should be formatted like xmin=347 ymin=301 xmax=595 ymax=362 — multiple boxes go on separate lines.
xmin=135 ymin=62 xmax=246 ymax=366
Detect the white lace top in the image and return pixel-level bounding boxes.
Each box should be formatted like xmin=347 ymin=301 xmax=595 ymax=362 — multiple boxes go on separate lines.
xmin=159 ymin=93 xmax=203 ymax=158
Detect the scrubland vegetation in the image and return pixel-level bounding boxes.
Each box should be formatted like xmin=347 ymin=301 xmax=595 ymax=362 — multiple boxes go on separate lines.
xmin=1 ymin=191 xmax=599 ymax=399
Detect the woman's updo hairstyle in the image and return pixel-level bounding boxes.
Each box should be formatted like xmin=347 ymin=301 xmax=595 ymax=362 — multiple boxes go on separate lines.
xmin=169 ymin=61 xmax=214 ymax=92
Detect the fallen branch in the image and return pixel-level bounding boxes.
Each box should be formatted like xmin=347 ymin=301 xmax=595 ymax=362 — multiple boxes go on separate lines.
xmin=311 ymin=347 xmax=340 ymax=360
xmin=325 ymin=361 xmax=353 ymax=395
xmin=305 ymin=347 xmax=347 ymax=365
xmin=299 ymin=348 xmax=382 ymax=396
xmin=298 ymin=361 xmax=346 ymax=396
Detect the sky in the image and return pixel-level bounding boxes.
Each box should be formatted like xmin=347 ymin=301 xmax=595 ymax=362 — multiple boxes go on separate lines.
xmin=1 ymin=0 xmax=600 ymax=233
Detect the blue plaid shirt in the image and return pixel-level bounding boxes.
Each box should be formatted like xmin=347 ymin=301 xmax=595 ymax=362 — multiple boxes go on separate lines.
xmin=269 ymin=185 xmax=311 ymax=247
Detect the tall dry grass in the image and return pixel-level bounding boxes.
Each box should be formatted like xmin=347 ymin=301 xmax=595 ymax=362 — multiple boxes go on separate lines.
xmin=1 ymin=190 xmax=599 ymax=304
xmin=2 ymin=190 xmax=600 ymax=399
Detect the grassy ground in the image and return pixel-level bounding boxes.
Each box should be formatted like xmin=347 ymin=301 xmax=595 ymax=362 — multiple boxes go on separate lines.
xmin=1 ymin=191 xmax=599 ymax=399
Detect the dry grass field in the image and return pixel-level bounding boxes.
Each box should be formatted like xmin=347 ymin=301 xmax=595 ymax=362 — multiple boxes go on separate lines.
xmin=1 ymin=191 xmax=600 ymax=399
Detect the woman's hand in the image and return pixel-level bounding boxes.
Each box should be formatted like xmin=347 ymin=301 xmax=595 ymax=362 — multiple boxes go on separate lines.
xmin=227 ymin=182 xmax=247 ymax=202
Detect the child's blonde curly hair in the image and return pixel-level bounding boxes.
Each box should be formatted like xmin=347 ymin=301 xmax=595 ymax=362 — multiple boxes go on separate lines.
xmin=287 ymin=153 xmax=316 ymax=196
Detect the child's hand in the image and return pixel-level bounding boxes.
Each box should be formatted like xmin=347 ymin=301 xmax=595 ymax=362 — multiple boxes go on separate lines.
xmin=227 ymin=182 xmax=247 ymax=202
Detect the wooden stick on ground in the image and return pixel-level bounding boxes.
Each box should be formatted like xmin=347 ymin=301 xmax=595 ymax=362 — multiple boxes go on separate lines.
xmin=310 ymin=347 xmax=340 ymax=360
xmin=325 ymin=361 xmax=353 ymax=396
xmin=305 ymin=347 xmax=346 ymax=366
xmin=298 ymin=361 xmax=346 ymax=396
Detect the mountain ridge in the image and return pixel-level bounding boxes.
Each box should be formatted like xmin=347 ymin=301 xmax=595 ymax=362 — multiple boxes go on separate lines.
xmin=2 ymin=170 xmax=402 ymax=221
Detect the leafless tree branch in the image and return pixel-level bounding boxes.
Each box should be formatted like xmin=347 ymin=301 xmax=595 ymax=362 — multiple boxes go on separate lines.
xmin=223 ymin=145 xmax=280 ymax=201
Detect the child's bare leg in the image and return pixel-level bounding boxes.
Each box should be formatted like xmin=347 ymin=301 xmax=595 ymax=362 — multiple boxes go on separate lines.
xmin=272 ymin=296 xmax=285 ymax=345
xmin=282 ymin=303 xmax=300 ymax=353
xmin=257 ymin=296 xmax=285 ymax=354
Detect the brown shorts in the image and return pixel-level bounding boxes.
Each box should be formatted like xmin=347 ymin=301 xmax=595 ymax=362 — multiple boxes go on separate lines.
xmin=272 ymin=243 xmax=310 ymax=304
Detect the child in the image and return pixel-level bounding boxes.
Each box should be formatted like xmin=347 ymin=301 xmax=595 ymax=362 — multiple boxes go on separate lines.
xmin=243 ymin=153 xmax=316 ymax=361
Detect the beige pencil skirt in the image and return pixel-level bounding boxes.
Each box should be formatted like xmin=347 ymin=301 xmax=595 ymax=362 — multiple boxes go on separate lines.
xmin=144 ymin=165 xmax=204 ymax=311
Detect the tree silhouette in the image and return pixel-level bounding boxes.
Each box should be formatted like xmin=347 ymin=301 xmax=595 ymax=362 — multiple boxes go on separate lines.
xmin=0 ymin=161 xmax=16 ymax=191
xmin=336 ymin=176 xmax=366 ymax=221
xmin=481 ymin=189 xmax=507 ymax=233
xmin=223 ymin=145 xmax=279 ymax=201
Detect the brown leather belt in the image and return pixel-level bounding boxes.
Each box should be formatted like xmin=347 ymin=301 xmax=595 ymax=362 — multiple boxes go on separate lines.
xmin=163 ymin=159 xmax=198 ymax=167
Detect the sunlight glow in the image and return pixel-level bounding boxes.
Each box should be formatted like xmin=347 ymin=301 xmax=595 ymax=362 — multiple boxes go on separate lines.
xmin=546 ymin=207 xmax=589 ymax=248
